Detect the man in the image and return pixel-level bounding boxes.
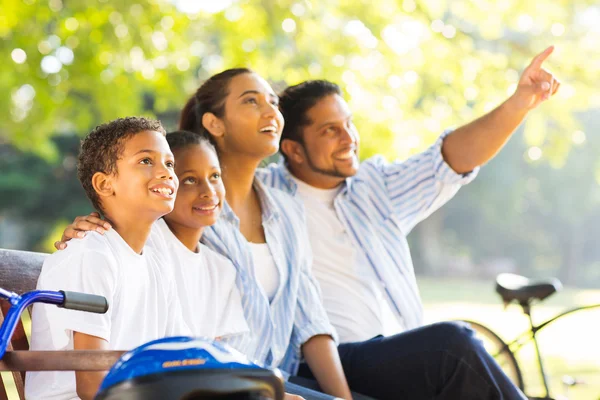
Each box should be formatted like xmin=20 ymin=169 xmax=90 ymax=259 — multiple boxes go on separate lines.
xmin=255 ymin=47 xmax=559 ymax=398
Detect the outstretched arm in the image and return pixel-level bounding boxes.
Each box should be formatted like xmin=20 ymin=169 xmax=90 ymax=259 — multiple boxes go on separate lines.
xmin=442 ymin=46 xmax=560 ymax=174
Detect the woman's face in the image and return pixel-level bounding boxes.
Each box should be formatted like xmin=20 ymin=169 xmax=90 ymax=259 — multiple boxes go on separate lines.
xmin=217 ymin=73 xmax=284 ymax=159
xmin=164 ymin=142 xmax=225 ymax=231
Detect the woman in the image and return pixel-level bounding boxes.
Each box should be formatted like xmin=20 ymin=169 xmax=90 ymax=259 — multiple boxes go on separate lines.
xmin=179 ymin=69 xmax=352 ymax=399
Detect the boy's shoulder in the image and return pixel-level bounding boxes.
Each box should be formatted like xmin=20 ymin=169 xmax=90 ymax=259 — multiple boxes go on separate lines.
xmin=47 ymin=231 xmax=114 ymax=263
xmin=41 ymin=230 xmax=124 ymax=275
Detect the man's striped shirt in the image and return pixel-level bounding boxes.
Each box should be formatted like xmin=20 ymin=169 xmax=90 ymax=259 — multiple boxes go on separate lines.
xmin=256 ymin=132 xmax=478 ymax=333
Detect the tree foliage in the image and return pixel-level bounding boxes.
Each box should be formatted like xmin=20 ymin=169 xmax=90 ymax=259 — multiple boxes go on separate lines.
xmin=2 ymin=0 xmax=600 ymax=283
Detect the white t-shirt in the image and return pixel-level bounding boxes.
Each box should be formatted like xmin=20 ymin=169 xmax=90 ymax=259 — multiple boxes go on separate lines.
xmin=292 ymin=176 xmax=390 ymax=343
xmin=248 ymin=242 xmax=281 ymax=301
xmin=152 ymin=219 xmax=249 ymax=339
xmin=25 ymin=228 xmax=190 ymax=400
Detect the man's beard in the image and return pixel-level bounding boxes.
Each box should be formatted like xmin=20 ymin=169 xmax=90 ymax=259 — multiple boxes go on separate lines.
xmin=302 ymin=143 xmax=356 ymax=179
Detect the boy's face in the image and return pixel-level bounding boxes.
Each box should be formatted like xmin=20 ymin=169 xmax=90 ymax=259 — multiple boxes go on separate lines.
xmin=166 ymin=143 xmax=224 ymax=230
xmin=102 ymin=130 xmax=178 ymax=219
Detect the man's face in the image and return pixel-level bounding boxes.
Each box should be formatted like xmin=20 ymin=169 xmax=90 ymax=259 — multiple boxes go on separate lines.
xmin=296 ymin=94 xmax=360 ymax=187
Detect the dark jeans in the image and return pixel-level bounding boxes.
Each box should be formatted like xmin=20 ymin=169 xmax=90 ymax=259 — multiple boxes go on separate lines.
xmin=295 ymin=322 xmax=526 ymax=400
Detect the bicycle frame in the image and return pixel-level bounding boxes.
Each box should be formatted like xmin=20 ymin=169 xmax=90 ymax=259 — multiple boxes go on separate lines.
xmin=0 ymin=288 xmax=65 ymax=359
xmin=498 ymin=303 xmax=600 ymax=399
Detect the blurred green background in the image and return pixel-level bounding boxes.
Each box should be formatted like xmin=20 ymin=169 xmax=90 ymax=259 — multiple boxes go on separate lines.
xmin=1 ymin=0 xmax=600 ymax=398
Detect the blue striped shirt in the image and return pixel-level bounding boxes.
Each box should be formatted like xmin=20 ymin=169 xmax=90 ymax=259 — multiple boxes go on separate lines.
xmin=256 ymin=132 xmax=478 ymax=332
xmin=200 ymin=179 xmax=336 ymax=375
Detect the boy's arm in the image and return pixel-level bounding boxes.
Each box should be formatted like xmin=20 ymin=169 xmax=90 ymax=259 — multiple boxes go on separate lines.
xmin=73 ymin=332 xmax=109 ymax=400
xmin=302 ymin=334 xmax=351 ymax=399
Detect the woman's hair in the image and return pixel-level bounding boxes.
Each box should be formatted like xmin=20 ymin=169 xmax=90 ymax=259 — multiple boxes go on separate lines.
xmin=179 ymin=68 xmax=253 ymax=145
xmin=166 ymin=130 xmax=216 ymax=153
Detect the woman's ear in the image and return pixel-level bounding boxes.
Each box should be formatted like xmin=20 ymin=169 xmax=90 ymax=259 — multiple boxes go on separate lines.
xmin=202 ymin=112 xmax=225 ymax=138
xmin=91 ymin=172 xmax=114 ymax=199
xmin=280 ymin=139 xmax=306 ymax=165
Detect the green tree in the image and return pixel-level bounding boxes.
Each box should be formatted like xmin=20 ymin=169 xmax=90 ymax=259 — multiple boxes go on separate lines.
xmin=2 ymin=0 xmax=600 ymax=271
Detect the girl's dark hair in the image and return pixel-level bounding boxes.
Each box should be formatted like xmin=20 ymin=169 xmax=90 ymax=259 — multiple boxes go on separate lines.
xmin=166 ymin=130 xmax=216 ymax=155
xmin=179 ymin=68 xmax=253 ymax=146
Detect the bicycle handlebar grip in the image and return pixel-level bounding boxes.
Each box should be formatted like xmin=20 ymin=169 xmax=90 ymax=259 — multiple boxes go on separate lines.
xmin=59 ymin=291 xmax=109 ymax=314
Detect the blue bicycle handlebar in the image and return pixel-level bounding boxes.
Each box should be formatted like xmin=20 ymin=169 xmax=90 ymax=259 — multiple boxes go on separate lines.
xmin=0 ymin=288 xmax=108 ymax=359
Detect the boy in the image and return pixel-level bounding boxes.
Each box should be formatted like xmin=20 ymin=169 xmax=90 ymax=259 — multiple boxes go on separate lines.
xmin=25 ymin=117 xmax=189 ymax=400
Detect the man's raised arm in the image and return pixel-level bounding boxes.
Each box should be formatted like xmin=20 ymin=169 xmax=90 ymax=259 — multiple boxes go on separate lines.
xmin=442 ymin=46 xmax=560 ymax=174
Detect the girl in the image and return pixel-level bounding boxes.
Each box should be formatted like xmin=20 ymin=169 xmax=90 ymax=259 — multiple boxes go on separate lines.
xmin=155 ymin=131 xmax=248 ymax=341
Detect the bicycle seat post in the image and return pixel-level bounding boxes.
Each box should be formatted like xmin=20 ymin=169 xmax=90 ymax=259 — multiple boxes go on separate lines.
xmin=520 ymin=301 xmax=552 ymax=399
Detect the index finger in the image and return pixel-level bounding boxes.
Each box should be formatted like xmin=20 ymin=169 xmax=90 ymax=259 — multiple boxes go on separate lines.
xmin=528 ymin=46 xmax=554 ymax=70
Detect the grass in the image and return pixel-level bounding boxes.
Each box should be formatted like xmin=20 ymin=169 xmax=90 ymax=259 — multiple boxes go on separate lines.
xmin=3 ymin=278 xmax=599 ymax=399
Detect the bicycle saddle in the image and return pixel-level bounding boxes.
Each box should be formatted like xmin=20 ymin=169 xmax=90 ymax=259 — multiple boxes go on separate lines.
xmin=495 ymin=273 xmax=562 ymax=305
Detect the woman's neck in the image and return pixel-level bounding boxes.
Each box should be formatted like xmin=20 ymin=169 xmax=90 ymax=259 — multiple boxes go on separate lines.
xmin=218 ymin=152 xmax=261 ymax=211
xmin=163 ymin=218 xmax=203 ymax=252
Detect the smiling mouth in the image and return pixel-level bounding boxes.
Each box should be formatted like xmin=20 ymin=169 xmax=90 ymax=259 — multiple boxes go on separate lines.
xmin=334 ymin=149 xmax=356 ymax=160
xmin=192 ymin=204 xmax=219 ymax=214
xmin=150 ymin=187 xmax=174 ymax=198
xmin=259 ymin=125 xmax=278 ymax=134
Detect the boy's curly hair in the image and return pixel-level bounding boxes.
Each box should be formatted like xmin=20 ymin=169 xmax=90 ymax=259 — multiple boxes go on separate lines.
xmin=77 ymin=117 xmax=166 ymax=213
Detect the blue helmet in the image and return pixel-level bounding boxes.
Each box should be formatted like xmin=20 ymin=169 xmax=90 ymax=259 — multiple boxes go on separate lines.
xmin=95 ymin=336 xmax=284 ymax=400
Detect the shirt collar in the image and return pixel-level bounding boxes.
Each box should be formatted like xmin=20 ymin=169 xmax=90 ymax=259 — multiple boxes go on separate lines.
xmin=219 ymin=178 xmax=280 ymax=224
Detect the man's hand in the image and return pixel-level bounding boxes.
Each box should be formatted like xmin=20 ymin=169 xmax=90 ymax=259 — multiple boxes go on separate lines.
xmin=54 ymin=212 xmax=112 ymax=250
xmin=442 ymin=46 xmax=560 ymax=173
xmin=511 ymin=45 xmax=560 ymax=111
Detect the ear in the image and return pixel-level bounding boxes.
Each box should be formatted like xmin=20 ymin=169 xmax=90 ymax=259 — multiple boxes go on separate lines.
xmin=201 ymin=112 xmax=225 ymax=138
xmin=280 ymin=139 xmax=306 ymax=164
xmin=91 ymin=172 xmax=115 ymax=199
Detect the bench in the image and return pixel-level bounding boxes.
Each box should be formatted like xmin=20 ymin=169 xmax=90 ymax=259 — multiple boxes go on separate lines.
xmin=0 ymin=249 xmax=123 ymax=400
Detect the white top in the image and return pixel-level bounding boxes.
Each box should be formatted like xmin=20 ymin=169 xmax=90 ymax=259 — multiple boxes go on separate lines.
xmin=25 ymin=228 xmax=190 ymax=400
xmin=248 ymin=242 xmax=280 ymax=301
xmin=292 ymin=176 xmax=390 ymax=343
xmin=151 ymin=219 xmax=249 ymax=339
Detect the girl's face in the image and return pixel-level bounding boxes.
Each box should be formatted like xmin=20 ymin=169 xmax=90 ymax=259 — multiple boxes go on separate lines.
xmin=216 ymin=73 xmax=284 ymax=159
xmin=165 ymin=143 xmax=225 ymax=230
